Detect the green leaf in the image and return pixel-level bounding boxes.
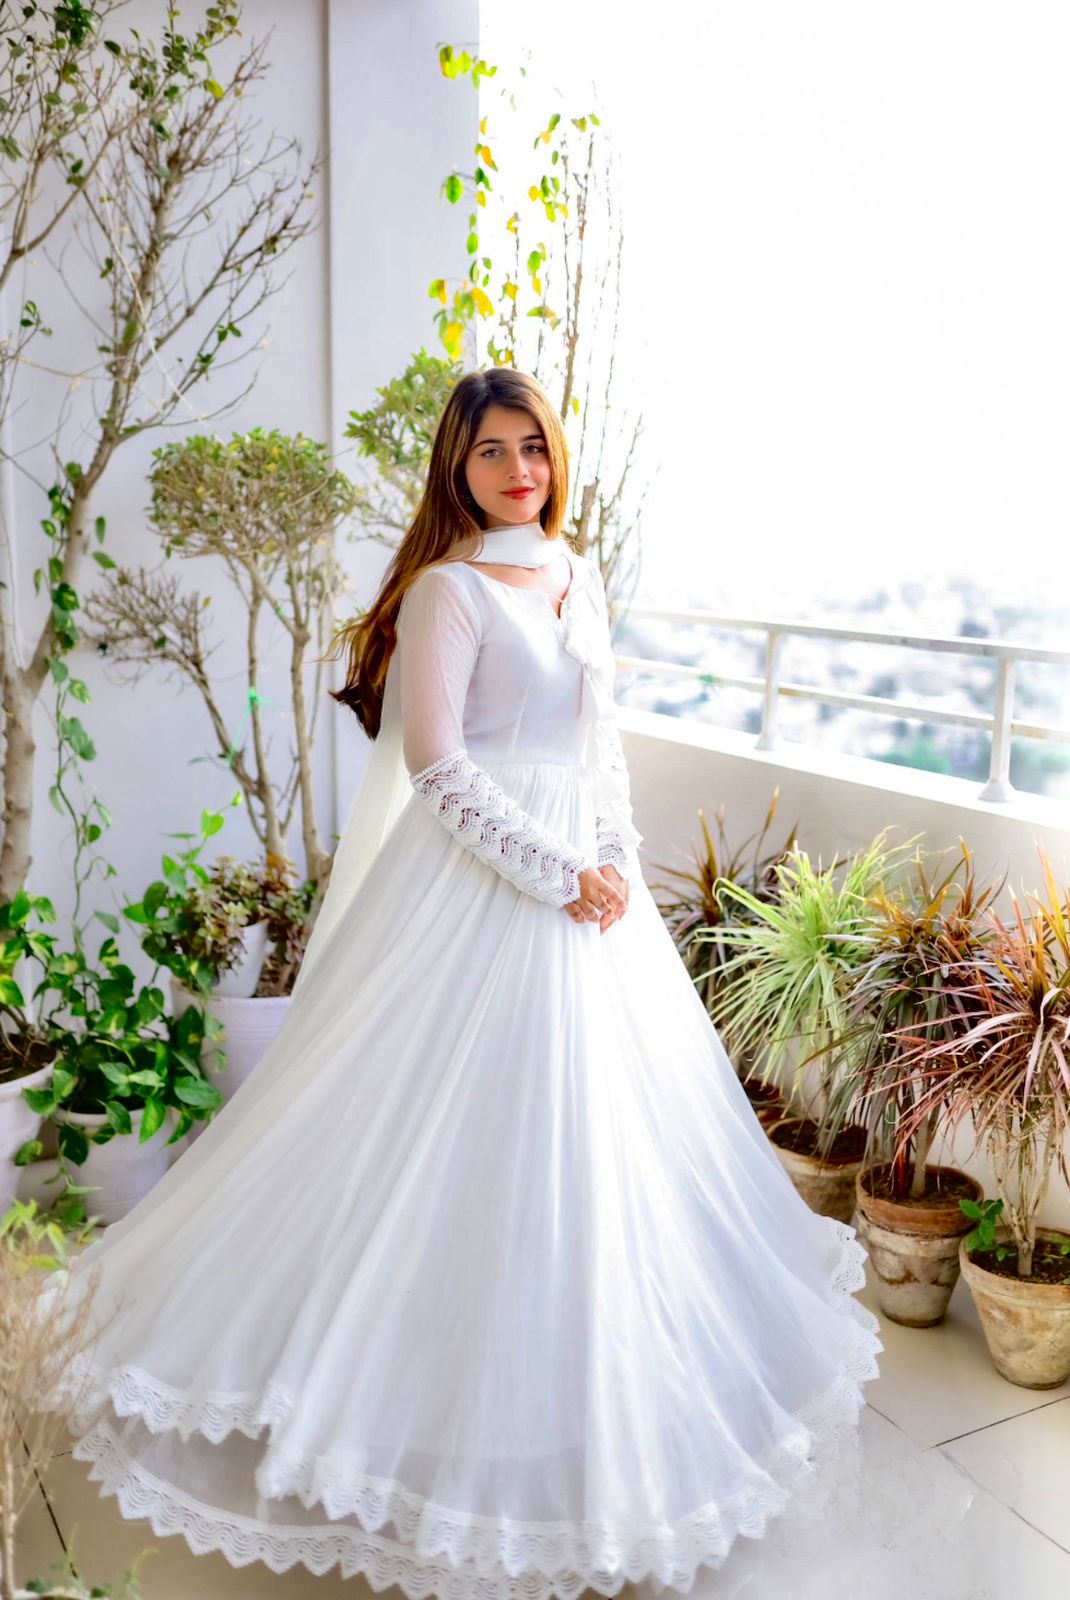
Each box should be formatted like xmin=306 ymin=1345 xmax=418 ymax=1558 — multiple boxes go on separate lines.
xmin=105 ymin=1100 xmax=133 ymax=1136
xmin=139 ymin=1098 xmax=166 ymax=1140
xmin=92 ymin=550 xmax=116 ymax=570
xmin=22 ymin=1087 xmax=56 ymax=1115
xmin=0 ymin=973 xmax=25 ymax=1006
xmin=174 ymin=1077 xmax=222 ymax=1109
xmin=205 ymin=78 xmax=225 ymax=99
xmin=96 ymin=910 xmax=120 ymax=934
xmin=201 ymin=808 xmax=225 ymax=838
xmin=57 ymin=1122 xmax=89 ymax=1165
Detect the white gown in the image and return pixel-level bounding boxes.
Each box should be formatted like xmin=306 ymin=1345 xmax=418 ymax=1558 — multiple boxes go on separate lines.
xmin=33 ymin=541 xmax=979 ymax=1598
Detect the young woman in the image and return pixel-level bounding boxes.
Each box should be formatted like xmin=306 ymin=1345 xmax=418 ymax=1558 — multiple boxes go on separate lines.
xmin=35 ymin=370 xmax=970 ymax=1597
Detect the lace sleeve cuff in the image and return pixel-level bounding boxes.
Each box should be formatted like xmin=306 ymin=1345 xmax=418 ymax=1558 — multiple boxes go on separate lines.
xmin=410 ymin=748 xmax=588 ymax=909
xmin=595 ymin=812 xmax=631 ymax=877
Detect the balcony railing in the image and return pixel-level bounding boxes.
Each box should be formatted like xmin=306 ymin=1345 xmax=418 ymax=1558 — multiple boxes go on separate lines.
xmin=612 ymin=604 xmax=1070 ymax=804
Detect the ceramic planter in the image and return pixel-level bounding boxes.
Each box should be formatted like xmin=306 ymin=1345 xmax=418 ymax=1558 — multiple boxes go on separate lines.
xmin=0 ymin=1061 xmax=54 ymax=1216
xmin=854 ymin=1163 xmax=984 ymax=1327
xmin=213 ymin=919 xmax=270 ymax=998
xmin=767 ymin=1116 xmax=867 ymax=1224
xmin=959 ymin=1225 xmax=1070 ymax=1389
xmin=51 ymin=1103 xmax=178 ymax=1225
xmin=171 ymin=980 xmax=290 ymax=1140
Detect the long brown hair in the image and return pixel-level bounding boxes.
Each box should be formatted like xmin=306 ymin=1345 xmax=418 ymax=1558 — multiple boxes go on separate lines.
xmin=331 ymin=368 xmax=571 ymax=737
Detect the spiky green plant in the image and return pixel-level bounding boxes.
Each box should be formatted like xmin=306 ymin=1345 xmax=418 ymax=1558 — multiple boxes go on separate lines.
xmin=651 ymin=787 xmax=799 ymax=1026
xmin=711 ymin=830 xmax=918 ymax=1159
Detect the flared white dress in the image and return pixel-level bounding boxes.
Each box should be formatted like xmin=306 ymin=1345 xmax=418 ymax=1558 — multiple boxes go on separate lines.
xmin=34 ymin=547 xmax=932 ymax=1598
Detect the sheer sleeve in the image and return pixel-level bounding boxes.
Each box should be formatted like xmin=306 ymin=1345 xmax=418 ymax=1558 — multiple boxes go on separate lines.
xmin=594 ymin=723 xmax=637 ymax=878
xmin=590 ymin=571 xmax=643 ymax=881
xmin=396 ymin=565 xmax=590 ymax=909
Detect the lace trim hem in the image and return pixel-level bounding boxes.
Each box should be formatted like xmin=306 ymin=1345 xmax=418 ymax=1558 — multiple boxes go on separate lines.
xmin=37 ymin=1220 xmax=882 ymax=1598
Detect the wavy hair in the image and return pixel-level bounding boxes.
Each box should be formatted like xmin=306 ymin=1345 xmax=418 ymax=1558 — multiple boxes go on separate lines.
xmin=330 ymin=367 xmax=571 ymax=737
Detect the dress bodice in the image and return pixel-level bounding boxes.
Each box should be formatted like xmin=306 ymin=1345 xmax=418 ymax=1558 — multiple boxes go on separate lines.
xmin=397 ymin=551 xmax=615 ymax=773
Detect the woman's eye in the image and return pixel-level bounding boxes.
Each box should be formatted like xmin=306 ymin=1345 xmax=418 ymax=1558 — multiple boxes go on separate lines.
xmin=479 ymin=444 xmax=544 ymax=457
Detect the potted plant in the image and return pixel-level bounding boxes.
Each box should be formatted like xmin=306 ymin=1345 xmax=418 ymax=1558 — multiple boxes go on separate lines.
xmin=0 ymin=893 xmax=60 ymax=1217
xmin=125 ymin=820 xmax=314 ymax=1118
xmin=652 ymin=788 xmax=797 ymax=1121
xmin=16 ymin=919 xmax=224 ymax=1226
xmin=836 ymin=843 xmax=1000 ymax=1326
xmin=895 ymin=849 xmax=1070 ymax=1386
xmin=710 ymin=832 xmax=915 ymax=1222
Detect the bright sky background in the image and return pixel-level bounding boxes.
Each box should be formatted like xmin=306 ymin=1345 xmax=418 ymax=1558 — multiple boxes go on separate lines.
xmin=480 ymin=2 xmax=1068 ymax=625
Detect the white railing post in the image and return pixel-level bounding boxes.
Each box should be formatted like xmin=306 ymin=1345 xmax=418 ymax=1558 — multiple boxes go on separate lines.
xmin=754 ymin=628 xmax=783 ymax=751
xmin=978 ymin=656 xmax=1017 ymax=803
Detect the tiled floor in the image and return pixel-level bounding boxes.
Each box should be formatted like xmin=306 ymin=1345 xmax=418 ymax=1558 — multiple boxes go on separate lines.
xmin=14 ymin=1256 xmax=1070 ymax=1600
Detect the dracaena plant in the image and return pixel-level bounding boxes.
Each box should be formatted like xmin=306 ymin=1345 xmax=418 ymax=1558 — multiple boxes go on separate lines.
xmin=824 ymin=841 xmax=1005 ymax=1202
xmin=651 ymin=787 xmax=799 ymax=1027
xmin=890 ymin=848 xmax=1070 ymax=1279
xmin=709 ymin=831 xmax=919 ymax=1159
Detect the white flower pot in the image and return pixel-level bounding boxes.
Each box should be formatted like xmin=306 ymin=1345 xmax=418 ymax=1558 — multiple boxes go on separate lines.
xmin=52 ymin=1103 xmax=177 ymax=1225
xmin=213 ymin=919 xmax=270 ymax=998
xmin=0 ymin=1061 xmax=53 ymax=1216
xmin=170 ymin=980 xmax=291 ymax=1141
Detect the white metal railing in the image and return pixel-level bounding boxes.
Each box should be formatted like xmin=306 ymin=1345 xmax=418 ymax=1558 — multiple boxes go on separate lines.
xmin=611 ymin=604 xmax=1070 ymax=804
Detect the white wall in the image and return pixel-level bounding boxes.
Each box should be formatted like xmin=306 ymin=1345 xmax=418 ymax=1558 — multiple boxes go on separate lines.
xmin=0 ymin=0 xmax=477 ymax=932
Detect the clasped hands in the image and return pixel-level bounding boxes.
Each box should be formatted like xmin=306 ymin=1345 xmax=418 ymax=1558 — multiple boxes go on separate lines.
xmin=564 ymin=863 xmax=629 ymax=934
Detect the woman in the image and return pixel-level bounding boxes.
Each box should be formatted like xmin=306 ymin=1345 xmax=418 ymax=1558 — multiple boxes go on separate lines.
xmin=35 ymin=370 xmax=968 ymax=1598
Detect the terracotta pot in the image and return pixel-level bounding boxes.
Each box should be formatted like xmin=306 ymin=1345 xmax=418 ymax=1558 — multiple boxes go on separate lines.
xmin=854 ymin=1164 xmax=984 ymax=1327
xmin=767 ymin=1116 xmax=866 ymax=1224
xmin=959 ymin=1225 xmax=1070 ymax=1389
xmin=741 ymin=1075 xmax=782 ymax=1109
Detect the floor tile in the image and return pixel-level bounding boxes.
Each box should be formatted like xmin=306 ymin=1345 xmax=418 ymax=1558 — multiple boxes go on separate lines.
xmin=939 ymin=1396 xmax=1070 ymax=1557
xmin=855 ymin=1257 xmax=1070 ymax=1447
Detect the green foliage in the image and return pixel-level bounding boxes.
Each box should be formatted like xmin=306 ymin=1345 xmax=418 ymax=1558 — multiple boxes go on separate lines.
xmin=709 ymin=832 xmax=917 ymax=1156
xmin=431 ymin=42 xmax=597 ymax=367
xmin=126 ymin=835 xmax=315 ymax=1000
xmin=343 ymin=348 xmax=465 ymax=524
xmin=960 ymin=1196 xmax=1008 ymax=1258
xmin=148 ymin=427 xmax=361 ymax=564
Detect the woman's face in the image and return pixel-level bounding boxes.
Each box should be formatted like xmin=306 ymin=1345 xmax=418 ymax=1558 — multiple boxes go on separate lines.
xmin=464 ymin=404 xmax=552 ymax=529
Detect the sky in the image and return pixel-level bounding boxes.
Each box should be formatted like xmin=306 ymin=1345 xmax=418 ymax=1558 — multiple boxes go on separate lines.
xmin=479 ymin=3 xmax=1068 ymax=623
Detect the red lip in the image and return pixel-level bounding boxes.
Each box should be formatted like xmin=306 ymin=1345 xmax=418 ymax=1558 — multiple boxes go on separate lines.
xmin=502 ymin=488 xmax=534 ymax=498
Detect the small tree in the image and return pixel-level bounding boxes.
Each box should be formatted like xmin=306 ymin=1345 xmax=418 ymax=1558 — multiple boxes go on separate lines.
xmin=0 ymin=2 xmax=322 ymax=903
xmin=343 ymin=347 xmax=465 ymax=542
xmin=432 ymin=43 xmax=650 ymax=600
xmin=86 ymin=428 xmax=359 ymax=887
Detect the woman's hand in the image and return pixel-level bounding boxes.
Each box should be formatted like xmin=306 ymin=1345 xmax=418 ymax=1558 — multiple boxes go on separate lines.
xmin=564 ymin=864 xmax=629 ymax=933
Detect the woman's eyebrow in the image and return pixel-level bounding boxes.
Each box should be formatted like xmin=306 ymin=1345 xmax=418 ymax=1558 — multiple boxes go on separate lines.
xmin=472 ymin=434 xmax=544 ymax=446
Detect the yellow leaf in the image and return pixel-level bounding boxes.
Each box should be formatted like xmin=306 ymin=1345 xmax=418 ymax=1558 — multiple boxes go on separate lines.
xmin=504 ymin=281 xmax=517 ymax=301
xmin=532 ymin=276 xmax=542 ymax=294
xmin=571 ymin=395 xmax=580 ymax=415
xmin=443 ymin=320 xmax=464 ymax=357
xmin=480 ymin=116 xmax=488 ymax=134
xmin=476 ymin=190 xmax=486 ymax=208
xmin=528 ymin=185 xmax=540 ymax=202
xmin=471 ymin=287 xmax=493 ymax=317
xmin=506 ymin=214 xmax=518 ymax=234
